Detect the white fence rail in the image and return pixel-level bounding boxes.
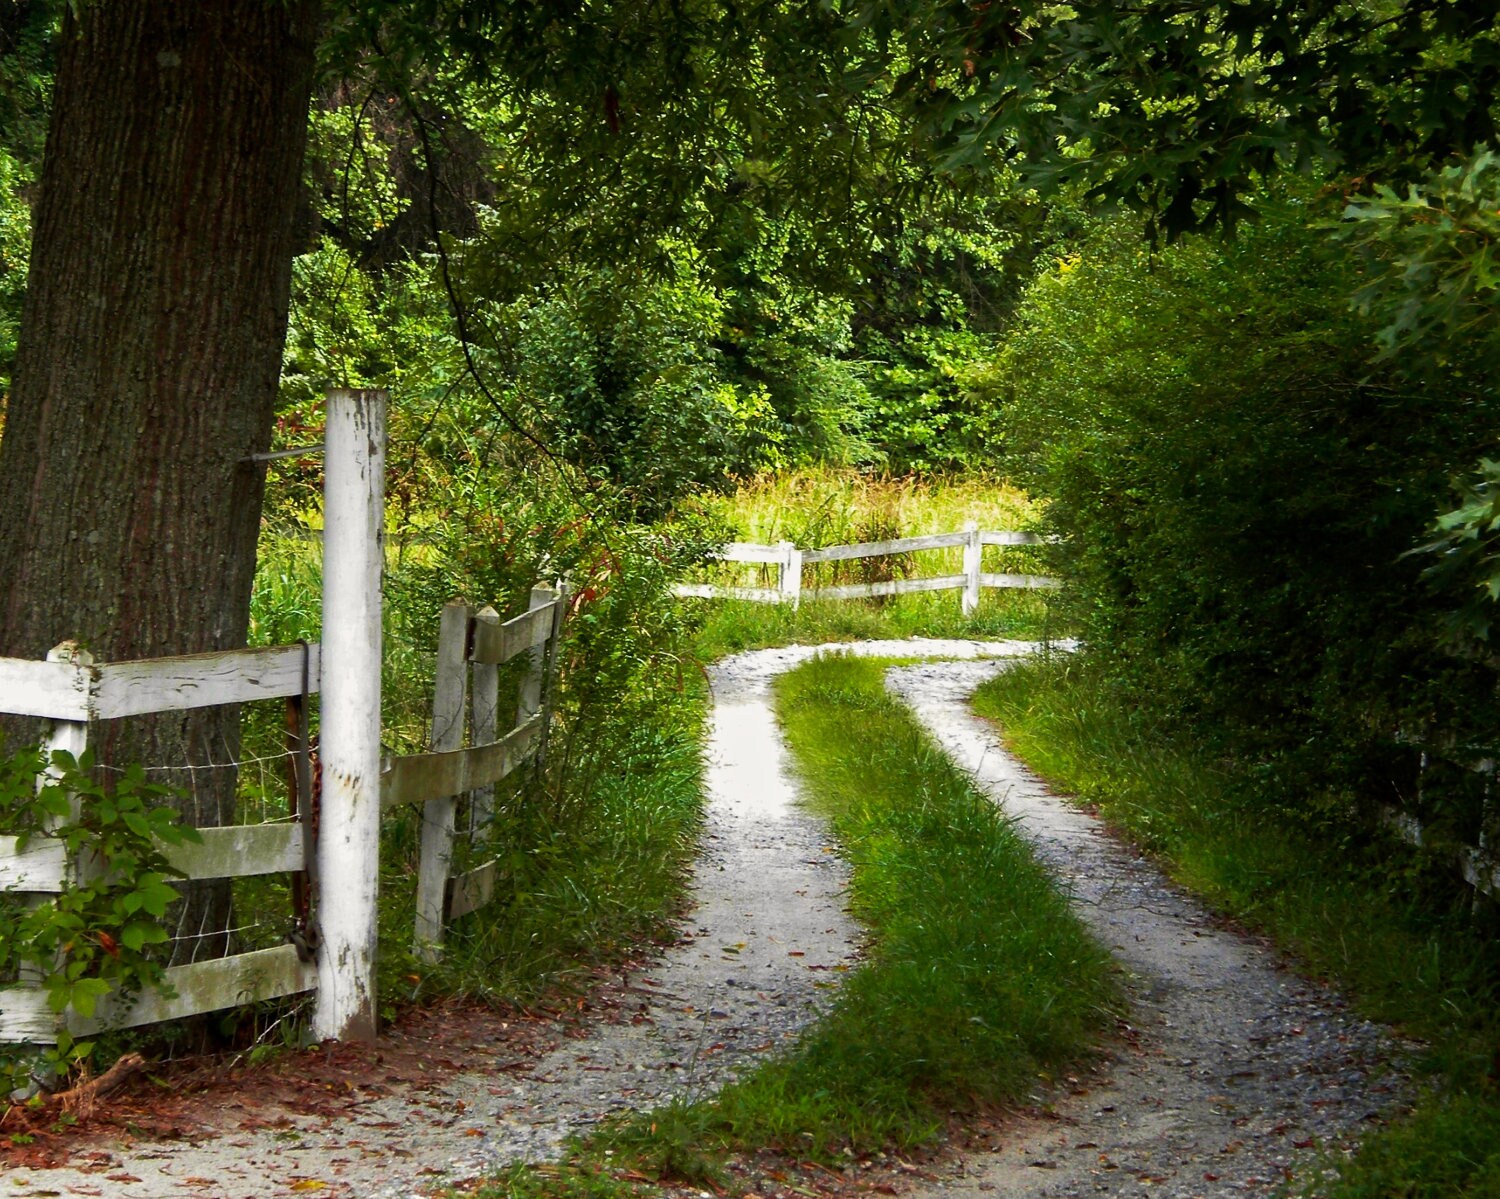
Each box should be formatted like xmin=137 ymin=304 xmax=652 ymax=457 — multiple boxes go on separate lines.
xmin=674 ymin=521 xmax=1058 ymax=614
xmin=0 ymin=588 xmax=567 ymax=1046
xmin=0 ymin=387 xmax=567 ymax=1058
xmin=1381 ymin=806 xmax=1499 ymax=899
xmin=0 ymin=641 xmax=323 ymax=1044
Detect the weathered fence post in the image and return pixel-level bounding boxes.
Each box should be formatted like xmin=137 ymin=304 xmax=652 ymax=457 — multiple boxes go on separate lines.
xmin=469 ymin=605 xmax=501 ymax=831
xmin=414 ymin=600 xmax=471 ymax=961
xmin=962 ymin=521 xmax=982 ymax=616
xmin=517 ymin=585 xmax=554 ymax=725
xmin=14 ymin=643 xmax=94 ymax=1075
xmin=779 ymin=541 xmax=803 ymax=609
xmin=535 ymin=584 xmax=568 ymax=771
xmin=313 ymin=388 xmax=386 ymax=1042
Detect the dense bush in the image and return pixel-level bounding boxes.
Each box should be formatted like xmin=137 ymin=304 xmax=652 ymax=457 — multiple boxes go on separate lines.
xmin=992 ymin=196 xmax=1500 ymax=836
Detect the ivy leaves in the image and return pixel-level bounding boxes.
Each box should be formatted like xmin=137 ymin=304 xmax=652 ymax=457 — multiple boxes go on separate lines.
xmin=0 ymin=750 xmax=199 ymax=1091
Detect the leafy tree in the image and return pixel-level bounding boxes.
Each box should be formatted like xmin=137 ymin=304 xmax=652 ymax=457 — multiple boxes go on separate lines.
xmin=871 ymin=0 xmax=1500 ymax=240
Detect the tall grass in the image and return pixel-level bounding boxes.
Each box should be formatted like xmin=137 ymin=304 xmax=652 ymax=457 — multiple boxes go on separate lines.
xmin=381 ymin=696 xmax=707 ymax=1008
xmin=691 ymin=468 xmax=1037 ymax=543
xmin=684 ymin=469 xmax=1059 ymax=653
xmin=972 ymin=653 xmax=1500 ymax=1199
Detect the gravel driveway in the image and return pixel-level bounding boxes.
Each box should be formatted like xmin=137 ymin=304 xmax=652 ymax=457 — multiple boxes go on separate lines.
xmin=3 ymin=641 xmax=1412 ymax=1199
xmin=886 ymin=657 xmax=1414 ymax=1199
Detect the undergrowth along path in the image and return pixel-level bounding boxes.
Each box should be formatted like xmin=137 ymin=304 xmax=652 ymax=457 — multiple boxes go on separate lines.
xmin=886 ymin=658 xmax=1415 ymax=1199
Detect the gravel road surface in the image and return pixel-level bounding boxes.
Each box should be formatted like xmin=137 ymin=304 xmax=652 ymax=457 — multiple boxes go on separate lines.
xmin=4 ymin=642 xmax=1411 ymax=1199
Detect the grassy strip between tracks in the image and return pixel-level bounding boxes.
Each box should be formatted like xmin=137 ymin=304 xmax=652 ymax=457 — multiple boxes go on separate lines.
xmin=971 ymin=654 xmax=1500 ymax=1199
xmin=468 ymin=652 xmax=1120 ymax=1199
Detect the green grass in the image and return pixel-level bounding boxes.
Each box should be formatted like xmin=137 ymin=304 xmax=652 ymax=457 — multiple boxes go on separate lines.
xmin=688 ymin=592 xmax=1058 ymax=660
xmin=472 ymin=653 xmax=1121 ymax=1196
xmin=971 ymin=653 xmax=1500 ymax=1199
xmin=379 ymin=699 xmax=708 ymax=1008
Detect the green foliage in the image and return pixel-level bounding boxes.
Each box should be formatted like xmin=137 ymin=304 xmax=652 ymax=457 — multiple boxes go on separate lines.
xmin=992 ymin=198 xmax=1500 ymax=836
xmin=872 ymin=0 xmax=1500 ymax=241
xmin=1341 ymin=147 xmax=1500 ymax=366
xmin=505 ymin=260 xmax=782 ymax=514
xmin=0 ymin=748 xmax=199 ymax=1094
xmin=0 ymin=0 xmax=52 ymax=398
xmin=1407 ymin=458 xmax=1500 ymax=645
xmin=0 ymin=145 xmax=32 ymax=400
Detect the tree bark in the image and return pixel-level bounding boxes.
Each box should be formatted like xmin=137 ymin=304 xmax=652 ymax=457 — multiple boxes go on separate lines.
xmin=0 ymin=1 xmax=321 ymax=961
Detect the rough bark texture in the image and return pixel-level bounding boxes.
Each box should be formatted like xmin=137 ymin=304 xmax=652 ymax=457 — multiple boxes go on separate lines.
xmin=0 ymin=1 xmax=321 ymax=960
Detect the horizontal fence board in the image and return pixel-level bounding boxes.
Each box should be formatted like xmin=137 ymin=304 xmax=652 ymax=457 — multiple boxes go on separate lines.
xmin=0 ymin=836 xmax=68 ymax=892
xmin=446 ymin=859 xmax=498 ymax=922
xmin=1381 ymin=806 xmax=1498 ymax=898
xmin=470 ymin=602 xmax=556 ymax=666
xmin=0 ymin=944 xmax=316 ymax=1043
xmin=0 ymin=986 xmax=60 ymax=1042
xmin=718 ymin=542 xmax=788 ymax=564
xmin=802 ymin=531 xmax=967 ymax=563
xmin=980 ymin=572 xmax=1062 ymax=590
xmin=96 ymin=643 xmax=322 ymax=718
xmin=164 ymin=823 xmax=303 ymax=880
xmin=0 ymin=657 xmax=92 ymax=721
xmin=381 ymin=715 xmax=542 ymax=810
xmin=980 ymin=531 xmax=1043 ymax=547
xmin=671 ymin=583 xmax=786 ymax=603
xmin=74 ymin=944 xmax=315 ymax=1036
xmin=808 ymin=575 xmax=967 ymax=601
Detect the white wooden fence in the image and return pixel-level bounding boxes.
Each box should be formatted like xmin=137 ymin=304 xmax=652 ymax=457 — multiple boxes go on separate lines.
xmin=0 ymin=641 xmax=323 ymax=1045
xmin=0 ymin=389 xmax=567 ymax=1056
xmin=381 ymin=588 xmax=567 ymax=962
xmin=673 ymin=521 xmax=1058 ymax=614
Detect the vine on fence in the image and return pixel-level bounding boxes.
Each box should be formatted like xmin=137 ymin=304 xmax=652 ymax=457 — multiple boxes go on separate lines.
xmin=0 ymin=749 xmax=198 ymax=1094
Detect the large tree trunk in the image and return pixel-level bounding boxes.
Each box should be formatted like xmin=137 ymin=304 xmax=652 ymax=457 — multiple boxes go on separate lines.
xmin=0 ymin=1 xmax=320 ymax=961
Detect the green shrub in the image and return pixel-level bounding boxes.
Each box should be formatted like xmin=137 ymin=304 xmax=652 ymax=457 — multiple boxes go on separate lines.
xmin=991 ymin=195 xmax=1500 ymax=833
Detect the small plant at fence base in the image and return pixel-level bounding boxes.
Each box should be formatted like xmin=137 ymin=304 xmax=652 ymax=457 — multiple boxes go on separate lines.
xmin=0 ymin=748 xmax=198 ymax=1096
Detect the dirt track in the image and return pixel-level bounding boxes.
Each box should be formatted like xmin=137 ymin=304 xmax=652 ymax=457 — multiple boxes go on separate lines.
xmin=3 ymin=641 xmax=1411 ymax=1198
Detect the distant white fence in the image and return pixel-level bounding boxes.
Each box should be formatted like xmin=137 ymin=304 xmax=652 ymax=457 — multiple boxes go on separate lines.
xmin=674 ymin=521 xmax=1058 ymax=614
xmin=0 ymin=389 xmax=567 ymax=1059
xmin=1381 ymin=806 xmax=1499 ymax=899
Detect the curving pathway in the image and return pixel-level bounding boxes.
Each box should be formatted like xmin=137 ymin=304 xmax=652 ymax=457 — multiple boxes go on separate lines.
xmin=4 ymin=642 xmax=1411 ymax=1199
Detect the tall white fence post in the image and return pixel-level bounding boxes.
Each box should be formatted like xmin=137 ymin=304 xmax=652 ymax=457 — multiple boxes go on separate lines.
xmin=779 ymin=541 xmax=803 ymax=609
xmin=961 ymin=521 xmax=982 ymax=616
xmin=314 ymin=388 xmax=386 ymax=1042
